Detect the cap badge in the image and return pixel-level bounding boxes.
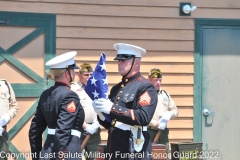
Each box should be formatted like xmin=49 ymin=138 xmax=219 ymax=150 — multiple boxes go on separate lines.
xmin=116 ymin=45 xmax=119 ymax=50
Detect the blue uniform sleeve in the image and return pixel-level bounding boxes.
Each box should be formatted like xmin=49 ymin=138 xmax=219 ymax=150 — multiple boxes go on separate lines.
xmin=29 ymin=98 xmax=47 ymax=159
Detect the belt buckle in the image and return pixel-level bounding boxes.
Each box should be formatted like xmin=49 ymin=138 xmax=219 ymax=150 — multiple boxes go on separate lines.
xmin=111 ymin=119 xmax=117 ymax=126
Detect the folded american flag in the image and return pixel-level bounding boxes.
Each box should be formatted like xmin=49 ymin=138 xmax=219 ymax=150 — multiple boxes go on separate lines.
xmin=84 ymin=52 xmax=111 ymax=122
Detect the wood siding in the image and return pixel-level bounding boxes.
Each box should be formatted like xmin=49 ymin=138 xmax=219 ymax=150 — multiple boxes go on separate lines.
xmin=1 ymin=0 xmax=240 ymax=152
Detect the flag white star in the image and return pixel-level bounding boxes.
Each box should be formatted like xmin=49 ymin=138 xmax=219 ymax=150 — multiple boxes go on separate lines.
xmin=102 ymin=78 xmax=108 ymax=85
xmin=90 ymin=76 xmax=97 ymax=86
xmin=100 ymin=63 xmax=106 ymax=71
xmin=92 ymin=90 xmax=99 ymax=99
xmin=105 ymin=93 xmax=108 ymax=99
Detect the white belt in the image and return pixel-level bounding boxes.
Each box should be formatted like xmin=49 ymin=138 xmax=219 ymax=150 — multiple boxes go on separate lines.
xmin=114 ymin=121 xmax=147 ymax=131
xmin=48 ymin=128 xmax=81 ymax=138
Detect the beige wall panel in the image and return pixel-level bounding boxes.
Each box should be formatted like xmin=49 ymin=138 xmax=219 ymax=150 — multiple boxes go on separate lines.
xmin=169 ymin=129 xmax=193 ymax=139
xmin=100 ymin=129 xmax=108 ymax=140
xmin=57 ymin=38 xmax=194 ymax=52
xmin=57 ymin=15 xmax=194 ymax=29
xmin=171 ymin=96 xmax=193 ymax=107
xmin=191 ymin=8 xmax=240 ymax=19
xmin=57 ymin=27 xmax=194 ymax=40
xmin=16 ymin=0 xmax=240 ymax=8
xmin=177 ymin=107 xmax=193 ymax=118
xmin=64 ymin=50 xmax=194 ymax=63
xmin=140 ymin=52 xmax=194 ymax=63
xmin=2 ymin=1 xmax=240 ymax=19
xmin=168 ymin=119 xmax=193 ymax=129
xmin=0 ymin=1 xmax=179 ymax=18
xmin=0 ymin=61 xmax=34 ymax=83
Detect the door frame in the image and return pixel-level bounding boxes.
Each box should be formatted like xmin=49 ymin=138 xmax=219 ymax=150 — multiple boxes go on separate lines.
xmin=194 ymin=18 xmax=240 ymax=142
xmin=0 ymin=11 xmax=56 ymax=96
xmin=0 ymin=11 xmax=56 ymax=159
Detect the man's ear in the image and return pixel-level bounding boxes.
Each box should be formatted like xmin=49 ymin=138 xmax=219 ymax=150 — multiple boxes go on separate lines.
xmin=65 ymin=71 xmax=70 ymax=78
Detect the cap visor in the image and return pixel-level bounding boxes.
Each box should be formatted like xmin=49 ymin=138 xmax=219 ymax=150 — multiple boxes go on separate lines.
xmin=113 ymin=55 xmax=133 ymax=60
xmin=68 ymin=65 xmax=79 ymax=69
xmin=72 ymin=66 xmax=79 ymax=69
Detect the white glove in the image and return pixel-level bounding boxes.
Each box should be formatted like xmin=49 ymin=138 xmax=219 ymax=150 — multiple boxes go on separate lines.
xmin=160 ymin=112 xmax=172 ymax=122
xmin=97 ymin=112 xmax=106 ymax=121
xmin=0 ymin=114 xmax=11 ymax=127
xmin=92 ymin=98 xmax=113 ymax=114
xmin=158 ymin=118 xmax=168 ymax=130
xmin=92 ymin=120 xmax=100 ymax=129
xmin=158 ymin=112 xmax=172 ymax=130
xmin=84 ymin=120 xmax=100 ymax=134
xmin=0 ymin=126 xmax=3 ymax=136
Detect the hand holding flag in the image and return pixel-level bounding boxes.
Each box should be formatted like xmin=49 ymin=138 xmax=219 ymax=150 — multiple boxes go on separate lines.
xmin=84 ymin=53 xmax=112 ymax=122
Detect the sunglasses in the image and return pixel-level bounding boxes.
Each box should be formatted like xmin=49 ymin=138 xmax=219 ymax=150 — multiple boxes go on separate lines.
xmin=82 ymin=73 xmax=92 ymax=77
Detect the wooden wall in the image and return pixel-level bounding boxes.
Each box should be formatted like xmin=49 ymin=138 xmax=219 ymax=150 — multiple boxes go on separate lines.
xmin=1 ymin=0 xmax=240 ymax=150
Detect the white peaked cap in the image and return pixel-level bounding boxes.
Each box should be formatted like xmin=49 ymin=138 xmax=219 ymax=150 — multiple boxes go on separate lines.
xmin=113 ymin=43 xmax=146 ymax=59
xmin=45 ymin=51 xmax=79 ymax=69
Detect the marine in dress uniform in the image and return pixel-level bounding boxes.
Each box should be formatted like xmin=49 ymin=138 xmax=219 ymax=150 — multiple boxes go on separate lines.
xmin=71 ymin=63 xmax=101 ymax=160
xmin=29 ymin=51 xmax=85 ymax=160
xmin=92 ymin=43 xmax=158 ymax=160
xmin=0 ymin=79 xmax=18 ymax=160
xmin=147 ymin=68 xmax=178 ymax=157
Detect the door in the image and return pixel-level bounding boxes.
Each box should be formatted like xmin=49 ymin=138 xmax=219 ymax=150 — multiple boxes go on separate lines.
xmin=194 ymin=19 xmax=240 ymax=160
xmin=0 ymin=11 xmax=56 ymax=159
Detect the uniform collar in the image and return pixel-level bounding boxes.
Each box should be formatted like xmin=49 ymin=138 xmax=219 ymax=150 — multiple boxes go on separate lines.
xmin=158 ymin=89 xmax=163 ymax=95
xmin=121 ymin=72 xmax=141 ymax=84
xmin=54 ymin=82 xmax=70 ymax=88
xmin=77 ymin=81 xmax=85 ymax=88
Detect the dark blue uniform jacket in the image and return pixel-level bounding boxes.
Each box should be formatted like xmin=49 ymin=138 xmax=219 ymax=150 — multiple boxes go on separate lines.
xmin=29 ymin=82 xmax=85 ymax=160
xmin=98 ymin=72 xmax=158 ymax=160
